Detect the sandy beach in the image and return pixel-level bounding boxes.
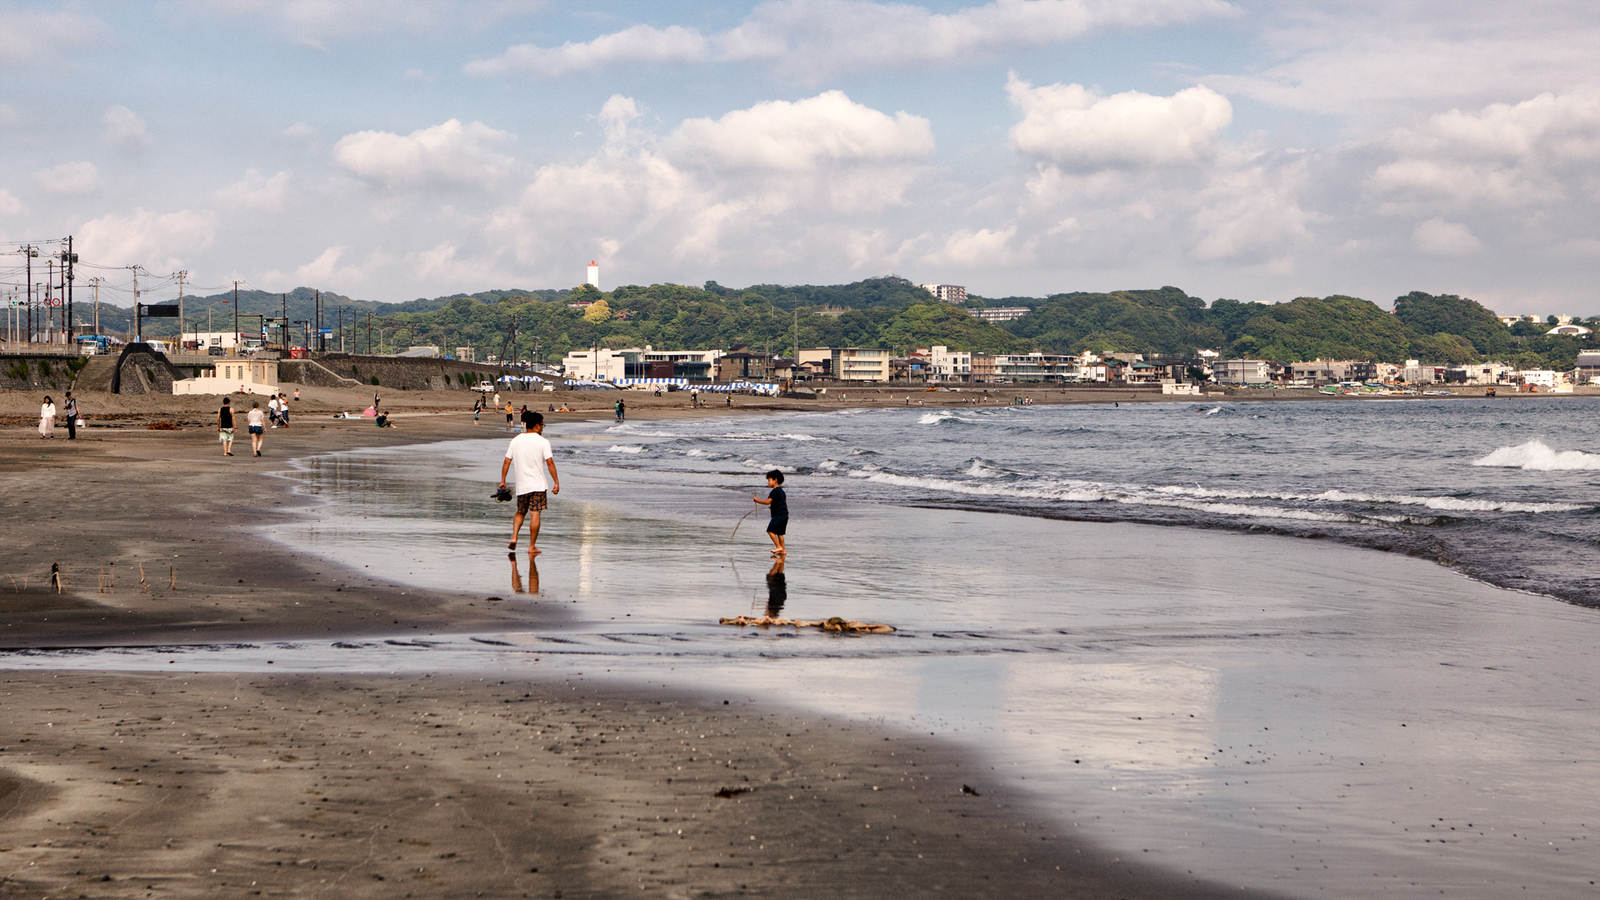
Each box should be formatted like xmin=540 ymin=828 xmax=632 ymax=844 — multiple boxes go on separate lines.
xmin=0 ymin=385 xmax=1285 ymax=898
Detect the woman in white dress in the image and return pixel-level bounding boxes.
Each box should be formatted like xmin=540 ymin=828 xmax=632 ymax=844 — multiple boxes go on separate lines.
xmin=39 ymin=395 xmax=56 ymax=438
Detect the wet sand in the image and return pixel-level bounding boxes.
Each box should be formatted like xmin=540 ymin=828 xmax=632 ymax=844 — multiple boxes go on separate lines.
xmin=0 ymin=386 xmax=1276 ymax=898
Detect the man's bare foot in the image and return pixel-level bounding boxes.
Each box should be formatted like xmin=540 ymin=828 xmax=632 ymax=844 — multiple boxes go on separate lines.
xmin=508 ymin=541 xmax=517 ymax=549
xmin=528 ymin=546 xmax=542 ymax=556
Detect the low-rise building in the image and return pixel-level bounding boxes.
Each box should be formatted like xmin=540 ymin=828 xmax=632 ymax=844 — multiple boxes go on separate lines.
xmin=718 ymin=346 xmax=773 ymax=382
xmin=927 ymin=345 xmax=973 ymax=383
xmin=172 ymin=358 xmax=280 ymax=396
xmin=1401 ymin=359 xmax=1440 ymax=384
xmin=799 ymin=347 xmax=891 ymax=382
xmin=1214 ymin=359 xmax=1271 ymax=385
xmin=1575 ymin=351 xmax=1600 ymax=383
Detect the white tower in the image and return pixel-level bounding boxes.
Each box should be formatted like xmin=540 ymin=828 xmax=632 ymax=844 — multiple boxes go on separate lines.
xmin=587 ymin=260 xmax=599 ymax=288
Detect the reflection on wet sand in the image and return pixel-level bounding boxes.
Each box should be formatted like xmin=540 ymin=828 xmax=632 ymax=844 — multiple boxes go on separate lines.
xmin=509 ymin=553 xmax=540 ymax=595
xmin=765 ymin=558 xmax=786 ymax=617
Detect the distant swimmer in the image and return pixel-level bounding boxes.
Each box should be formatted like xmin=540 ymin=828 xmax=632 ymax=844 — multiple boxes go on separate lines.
xmin=752 ymin=469 xmax=788 ymax=557
xmin=499 ymin=410 xmax=560 ymax=555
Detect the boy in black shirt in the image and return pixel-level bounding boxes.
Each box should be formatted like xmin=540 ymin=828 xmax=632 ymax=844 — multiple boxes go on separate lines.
xmin=752 ymin=469 xmax=787 ymax=557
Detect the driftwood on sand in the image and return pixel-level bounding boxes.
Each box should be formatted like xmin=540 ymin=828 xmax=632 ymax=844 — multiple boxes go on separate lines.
xmin=719 ymin=615 xmax=895 ymax=634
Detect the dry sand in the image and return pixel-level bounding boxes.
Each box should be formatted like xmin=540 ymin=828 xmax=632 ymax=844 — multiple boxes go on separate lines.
xmin=0 ymin=385 xmax=1280 ymax=898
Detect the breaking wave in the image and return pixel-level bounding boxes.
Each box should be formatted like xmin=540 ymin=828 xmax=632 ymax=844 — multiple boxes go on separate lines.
xmin=1473 ymin=440 xmax=1600 ymax=471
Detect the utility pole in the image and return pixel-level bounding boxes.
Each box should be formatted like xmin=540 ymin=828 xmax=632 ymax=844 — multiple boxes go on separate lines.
xmin=89 ymin=277 xmax=101 ymax=335
xmin=176 ymin=270 xmax=187 ymax=352
xmin=46 ymin=259 xmax=55 ymax=341
xmin=24 ymin=244 xmax=37 ymax=343
xmin=314 ymin=290 xmax=322 ymax=352
xmin=62 ymin=237 xmax=76 ymax=342
xmin=129 ymin=266 xmax=142 ymax=343
xmin=233 ymin=281 xmax=240 ymax=355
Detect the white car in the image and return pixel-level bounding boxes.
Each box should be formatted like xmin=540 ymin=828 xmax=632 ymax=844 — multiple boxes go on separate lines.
xmin=473 ymin=381 xmax=496 ymax=392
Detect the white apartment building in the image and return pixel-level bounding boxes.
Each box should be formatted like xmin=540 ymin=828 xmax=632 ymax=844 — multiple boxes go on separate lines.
xmin=927 ymin=345 xmax=972 ymax=382
xmin=562 ymin=348 xmax=638 ymax=381
xmin=799 ymin=347 xmax=891 ymax=382
xmin=920 ymin=284 xmax=968 ymax=303
xmin=1402 ymin=359 xmax=1440 ymax=384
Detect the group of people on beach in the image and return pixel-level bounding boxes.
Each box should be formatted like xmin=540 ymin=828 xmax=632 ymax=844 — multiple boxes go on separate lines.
xmin=36 ymin=393 xmax=79 ymax=439
xmin=216 ymin=390 xmax=296 ymax=457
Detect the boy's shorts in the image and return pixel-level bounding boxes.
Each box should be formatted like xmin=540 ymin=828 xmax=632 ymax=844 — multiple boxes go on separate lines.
xmin=516 ymin=491 xmax=548 ymax=515
xmin=766 ymin=515 xmax=788 ymax=536
xmin=218 ymin=428 xmax=234 ymax=442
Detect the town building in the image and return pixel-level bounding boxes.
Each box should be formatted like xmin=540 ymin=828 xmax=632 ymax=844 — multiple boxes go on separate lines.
xmin=1576 ymin=351 xmax=1600 ymax=384
xmin=970 ymin=307 xmax=1031 ymax=323
xmin=172 ymin=357 xmax=280 ymax=396
xmin=717 ymin=346 xmax=774 ymax=382
xmin=1443 ymin=363 xmax=1512 ymax=385
xmin=1213 ymin=359 xmax=1271 ymax=385
xmin=799 ymin=347 xmax=891 ymax=381
xmin=927 ymin=345 xmax=973 ymax=382
xmin=919 ymin=284 xmax=968 ymax=303
xmin=1401 ymin=359 xmax=1440 ymax=384
xmin=1547 ymin=324 xmax=1592 ymax=336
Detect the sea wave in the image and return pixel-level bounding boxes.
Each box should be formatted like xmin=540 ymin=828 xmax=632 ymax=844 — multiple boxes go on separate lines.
xmin=1148 ymin=483 xmax=1581 ymax=513
xmin=607 ymin=445 xmax=646 ymax=454
xmin=1473 ymin=440 xmax=1600 ymax=471
xmin=918 ymin=412 xmax=964 ymax=425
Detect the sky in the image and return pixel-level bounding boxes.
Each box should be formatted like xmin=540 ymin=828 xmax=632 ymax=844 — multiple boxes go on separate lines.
xmin=2 ymin=0 xmax=1599 ymax=314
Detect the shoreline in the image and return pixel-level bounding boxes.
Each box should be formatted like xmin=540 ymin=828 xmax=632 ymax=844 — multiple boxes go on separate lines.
xmin=0 ymin=393 xmax=1279 ymax=898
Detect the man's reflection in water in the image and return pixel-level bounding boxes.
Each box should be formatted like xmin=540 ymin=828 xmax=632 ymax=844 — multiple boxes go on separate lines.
xmin=510 ymin=553 xmax=540 ymax=595
xmin=764 ymin=558 xmax=786 ymax=617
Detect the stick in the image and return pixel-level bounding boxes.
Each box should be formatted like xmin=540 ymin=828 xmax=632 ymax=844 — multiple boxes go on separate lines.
xmin=730 ymin=508 xmax=757 ymax=541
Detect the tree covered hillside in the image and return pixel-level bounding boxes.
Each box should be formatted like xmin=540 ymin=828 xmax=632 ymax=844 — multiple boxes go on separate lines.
xmin=86 ymin=276 xmax=1596 ymax=370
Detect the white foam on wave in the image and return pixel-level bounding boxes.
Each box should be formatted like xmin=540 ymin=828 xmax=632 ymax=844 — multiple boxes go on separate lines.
xmin=917 ymin=412 xmax=963 ymax=425
xmin=1149 ymin=483 xmax=1580 ymax=514
xmin=1473 ymin=440 xmax=1600 ymax=472
xmin=607 ymin=444 xmax=646 ymax=454
xmin=964 ymin=458 xmax=1007 ymax=478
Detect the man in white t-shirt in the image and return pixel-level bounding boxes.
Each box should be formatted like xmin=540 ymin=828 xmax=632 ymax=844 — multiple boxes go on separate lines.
xmin=498 ymin=411 xmax=560 ymax=554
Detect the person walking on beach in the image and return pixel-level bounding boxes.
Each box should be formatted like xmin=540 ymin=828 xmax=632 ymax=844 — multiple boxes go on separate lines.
xmin=615 ymin=398 xmax=625 ymax=422
xmin=752 ymin=469 xmax=787 ymax=557
xmin=472 ymin=393 xmax=485 ymax=424
xmin=499 ymin=411 xmax=559 ymax=555
xmin=62 ymin=392 xmax=79 ymax=439
xmin=504 ymin=400 xmax=514 ymax=427
xmin=246 ymin=400 xmax=266 ymax=457
xmin=217 ymin=397 xmax=235 ymax=456
xmin=38 ymin=395 xmax=56 ymax=438
xmin=267 ymin=393 xmax=281 ymax=427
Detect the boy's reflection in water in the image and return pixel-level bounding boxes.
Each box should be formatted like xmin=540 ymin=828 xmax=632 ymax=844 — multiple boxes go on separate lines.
xmin=765 ymin=558 xmax=786 ymax=617
xmin=509 ymin=553 xmax=540 ymax=595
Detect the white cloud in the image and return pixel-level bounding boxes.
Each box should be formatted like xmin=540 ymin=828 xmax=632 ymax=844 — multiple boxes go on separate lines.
xmin=597 ymin=95 xmax=643 ymax=145
xmin=1008 ymin=76 xmax=1232 ymax=170
xmin=465 ymin=24 xmax=708 ymax=78
xmin=1201 ymin=5 xmax=1600 ymax=127
xmin=467 ymin=0 xmax=1236 ymax=81
xmin=923 ymin=226 xmax=1028 ymax=267
xmin=78 ymin=209 xmax=218 ymax=270
xmin=669 ymin=91 xmax=934 ymax=171
xmin=334 ymin=119 xmax=515 ymax=190
xmin=103 ymin=106 xmax=152 ymax=151
xmin=0 ymin=8 xmax=107 ymax=67
xmin=1413 ymin=218 xmax=1483 ymax=256
xmin=1190 ymin=156 xmax=1314 ymax=263
xmin=0 ymin=188 xmax=26 ymax=217
xmin=488 ymin=92 xmax=936 ymax=275
xmin=1370 ymin=87 xmax=1600 ymax=209
xmin=217 ymin=169 xmax=292 ymax=212
xmin=295 ymin=245 xmax=363 ymax=284
xmin=284 ymin=122 xmax=320 ymax=141
xmin=32 ymin=161 xmax=99 ymax=195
